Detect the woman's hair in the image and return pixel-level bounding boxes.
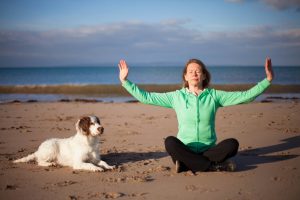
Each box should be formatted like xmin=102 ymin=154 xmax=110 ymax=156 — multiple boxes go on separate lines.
xmin=182 ymin=59 xmax=211 ymax=88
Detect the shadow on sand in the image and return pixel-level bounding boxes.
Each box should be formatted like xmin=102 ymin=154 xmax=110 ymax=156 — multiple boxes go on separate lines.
xmin=235 ymin=135 xmax=300 ymax=171
xmin=102 ymin=136 xmax=300 ymax=171
xmin=101 ymin=151 xmax=168 ymax=166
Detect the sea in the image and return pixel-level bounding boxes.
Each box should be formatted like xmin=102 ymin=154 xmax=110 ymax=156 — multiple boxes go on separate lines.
xmin=0 ymin=66 xmax=300 ymax=102
xmin=1 ymin=66 xmax=300 ymax=85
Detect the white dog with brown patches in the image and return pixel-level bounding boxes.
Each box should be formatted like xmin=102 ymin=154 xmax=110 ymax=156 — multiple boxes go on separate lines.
xmin=14 ymin=116 xmax=115 ymax=172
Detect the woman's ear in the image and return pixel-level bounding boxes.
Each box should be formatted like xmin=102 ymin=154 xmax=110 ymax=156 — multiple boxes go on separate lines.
xmin=184 ymin=74 xmax=188 ymax=81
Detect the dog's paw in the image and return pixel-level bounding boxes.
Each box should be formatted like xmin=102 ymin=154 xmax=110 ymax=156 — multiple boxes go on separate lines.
xmin=94 ymin=167 xmax=104 ymax=172
xmin=38 ymin=161 xmax=56 ymax=167
xmin=106 ymin=165 xmax=116 ymax=170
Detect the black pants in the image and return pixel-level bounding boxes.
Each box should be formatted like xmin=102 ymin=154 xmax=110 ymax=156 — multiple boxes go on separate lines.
xmin=164 ymin=136 xmax=239 ymax=172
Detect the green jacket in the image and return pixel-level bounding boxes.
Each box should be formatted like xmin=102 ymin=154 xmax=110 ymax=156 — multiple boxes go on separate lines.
xmin=122 ymin=78 xmax=271 ymax=153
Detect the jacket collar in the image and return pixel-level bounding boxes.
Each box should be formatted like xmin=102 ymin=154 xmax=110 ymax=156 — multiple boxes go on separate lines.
xmin=184 ymin=87 xmax=207 ymax=97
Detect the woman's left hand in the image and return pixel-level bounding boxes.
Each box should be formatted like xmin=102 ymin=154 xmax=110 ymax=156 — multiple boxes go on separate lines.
xmin=265 ymin=57 xmax=274 ymax=82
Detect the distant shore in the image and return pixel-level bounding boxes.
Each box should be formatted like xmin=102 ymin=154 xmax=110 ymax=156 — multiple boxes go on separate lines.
xmin=1 ymin=84 xmax=300 ymax=96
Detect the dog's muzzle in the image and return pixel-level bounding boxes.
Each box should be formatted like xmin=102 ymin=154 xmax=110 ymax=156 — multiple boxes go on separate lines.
xmin=98 ymin=127 xmax=104 ymax=134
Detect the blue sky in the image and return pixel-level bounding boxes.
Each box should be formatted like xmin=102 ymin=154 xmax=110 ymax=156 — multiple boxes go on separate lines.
xmin=0 ymin=0 xmax=300 ymax=67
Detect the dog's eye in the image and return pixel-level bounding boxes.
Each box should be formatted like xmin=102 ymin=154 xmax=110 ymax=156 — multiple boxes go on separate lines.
xmin=90 ymin=122 xmax=95 ymax=125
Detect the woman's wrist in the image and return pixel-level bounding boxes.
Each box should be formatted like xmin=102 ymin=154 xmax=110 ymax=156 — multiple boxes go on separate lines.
xmin=120 ymin=79 xmax=127 ymax=84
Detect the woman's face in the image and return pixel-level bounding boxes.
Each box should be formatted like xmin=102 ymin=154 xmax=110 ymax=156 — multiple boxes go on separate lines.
xmin=184 ymin=63 xmax=206 ymax=87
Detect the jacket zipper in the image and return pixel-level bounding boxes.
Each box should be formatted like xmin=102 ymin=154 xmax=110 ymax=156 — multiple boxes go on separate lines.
xmin=196 ymin=95 xmax=200 ymax=152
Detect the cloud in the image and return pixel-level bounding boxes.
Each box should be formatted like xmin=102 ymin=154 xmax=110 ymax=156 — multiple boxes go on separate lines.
xmin=160 ymin=19 xmax=192 ymax=26
xmin=0 ymin=20 xmax=299 ymax=66
xmin=262 ymin=0 xmax=300 ymax=11
xmin=226 ymin=0 xmax=300 ymax=11
xmin=225 ymin=0 xmax=244 ymax=3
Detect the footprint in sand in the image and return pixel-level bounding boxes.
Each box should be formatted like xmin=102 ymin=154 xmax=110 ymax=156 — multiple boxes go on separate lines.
xmin=101 ymin=192 xmax=147 ymax=199
xmin=55 ymin=180 xmax=77 ymax=187
xmin=101 ymin=192 xmax=124 ymax=199
xmin=185 ymin=185 xmax=198 ymax=191
xmin=5 ymin=184 xmax=18 ymax=190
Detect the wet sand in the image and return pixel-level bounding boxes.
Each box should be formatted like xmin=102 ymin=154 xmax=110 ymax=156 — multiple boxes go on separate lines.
xmin=1 ymin=84 xmax=300 ymax=96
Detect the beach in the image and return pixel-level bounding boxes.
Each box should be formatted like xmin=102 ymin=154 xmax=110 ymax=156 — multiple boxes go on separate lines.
xmin=1 ymin=1 xmax=300 ymax=198
xmin=0 ymin=98 xmax=299 ymax=200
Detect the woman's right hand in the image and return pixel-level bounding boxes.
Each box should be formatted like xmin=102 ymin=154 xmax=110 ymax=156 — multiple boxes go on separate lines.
xmin=265 ymin=57 xmax=274 ymax=82
xmin=118 ymin=59 xmax=129 ymax=83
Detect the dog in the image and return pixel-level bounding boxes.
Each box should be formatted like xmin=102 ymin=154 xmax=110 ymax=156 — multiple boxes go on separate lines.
xmin=13 ymin=116 xmax=115 ymax=172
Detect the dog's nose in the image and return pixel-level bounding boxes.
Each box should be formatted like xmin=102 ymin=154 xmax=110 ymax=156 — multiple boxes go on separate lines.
xmin=98 ymin=127 xmax=104 ymax=133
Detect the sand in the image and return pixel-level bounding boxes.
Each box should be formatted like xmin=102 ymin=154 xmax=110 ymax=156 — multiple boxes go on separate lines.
xmin=0 ymin=100 xmax=299 ymax=200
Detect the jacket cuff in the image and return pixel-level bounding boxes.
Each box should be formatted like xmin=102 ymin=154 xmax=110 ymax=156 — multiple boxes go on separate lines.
xmin=260 ymin=78 xmax=271 ymax=87
xmin=122 ymin=79 xmax=132 ymax=88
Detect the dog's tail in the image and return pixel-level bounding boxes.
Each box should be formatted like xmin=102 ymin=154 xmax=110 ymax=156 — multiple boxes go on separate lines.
xmin=13 ymin=153 xmax=36 ymax=163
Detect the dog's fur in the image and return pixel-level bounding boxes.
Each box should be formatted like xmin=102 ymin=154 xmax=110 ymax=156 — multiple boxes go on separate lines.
xmin=13 ymin=116 xmax=115 ymax=172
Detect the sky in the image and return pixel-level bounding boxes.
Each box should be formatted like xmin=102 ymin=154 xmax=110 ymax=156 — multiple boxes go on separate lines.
xmin=0 ymin=0 xmax=300 ymax=67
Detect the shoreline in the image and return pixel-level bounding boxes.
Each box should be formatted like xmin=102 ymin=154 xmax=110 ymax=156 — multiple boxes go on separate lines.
xmin=0 ymin=93 xmax=300 ymax=104
xmin=1 ymin=84 xmax=300 ymax=95
xmin=1 ymin=84 xmax=300 ymax=103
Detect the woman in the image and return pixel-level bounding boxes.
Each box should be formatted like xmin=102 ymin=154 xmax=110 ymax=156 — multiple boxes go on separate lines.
xmin=118 ymin=58 xmax=274 ymax=173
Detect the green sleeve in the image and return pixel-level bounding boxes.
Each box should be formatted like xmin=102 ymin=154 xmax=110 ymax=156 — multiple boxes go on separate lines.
xmin=215 ymin=78 xmax=271 ymax=107
xmin=122 ymin=80 xmax=174 ymax=108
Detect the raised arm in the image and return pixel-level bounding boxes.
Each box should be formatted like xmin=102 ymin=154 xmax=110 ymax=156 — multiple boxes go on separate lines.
xmin=215 ymin=57 xmax=274 ymax=107
xmin=118 ymin=60 xmax=174 ymax=108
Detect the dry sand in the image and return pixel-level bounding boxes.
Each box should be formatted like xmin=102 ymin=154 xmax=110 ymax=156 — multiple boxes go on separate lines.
xmin=0 ymin=100 xmax=299 ymax=200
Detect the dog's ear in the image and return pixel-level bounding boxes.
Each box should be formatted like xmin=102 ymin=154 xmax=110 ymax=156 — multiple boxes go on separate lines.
xmin=78 ymin=117 xmax=91 ymax=135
